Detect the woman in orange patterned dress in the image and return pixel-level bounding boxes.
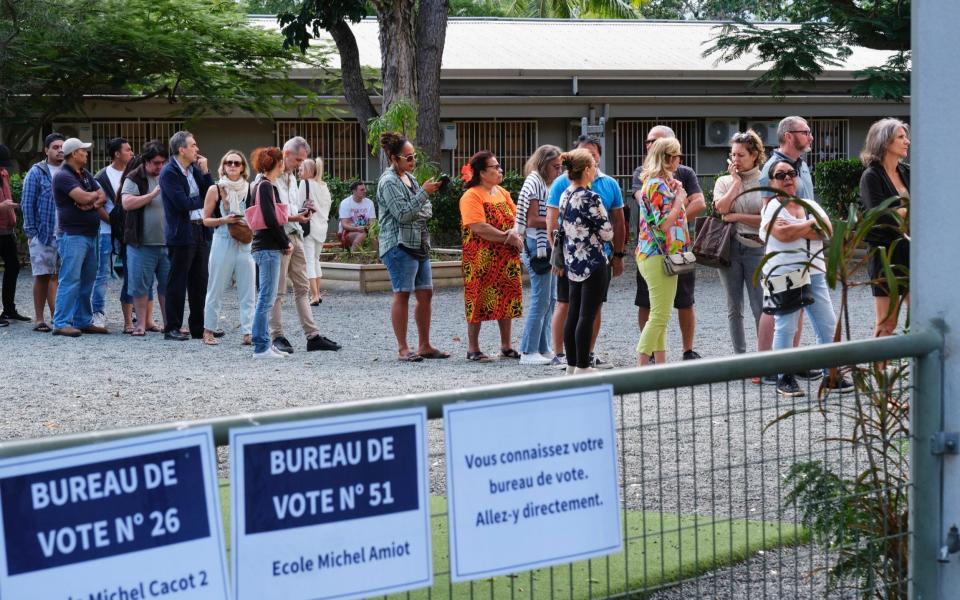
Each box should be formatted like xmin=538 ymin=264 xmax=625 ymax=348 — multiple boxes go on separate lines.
xmin=459 ymin=151 xmax=525 ymax=362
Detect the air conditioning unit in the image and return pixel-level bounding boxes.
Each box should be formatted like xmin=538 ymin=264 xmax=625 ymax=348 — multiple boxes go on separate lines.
xmin=703 ymin=119 xmax=739 ymax=147
xmin=748 ymin=120 xmax=780 ymax=147
xmin=441 ymin=123 xmax=457 ymax=150
xmin=51 ymin=122 xmax=93 ymax=140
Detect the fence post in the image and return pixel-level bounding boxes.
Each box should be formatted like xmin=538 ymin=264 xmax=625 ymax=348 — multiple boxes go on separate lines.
xmin=912 ymin=2 xmax=960 ymax=598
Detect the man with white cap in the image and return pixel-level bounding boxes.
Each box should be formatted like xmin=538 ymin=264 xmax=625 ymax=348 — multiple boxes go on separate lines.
xmin=50 ymin=137 xmax=109 ymax=336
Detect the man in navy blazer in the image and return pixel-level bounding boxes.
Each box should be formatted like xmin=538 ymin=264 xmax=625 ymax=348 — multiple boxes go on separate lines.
xmin=159 ymin=130 xmax=214 ymax=341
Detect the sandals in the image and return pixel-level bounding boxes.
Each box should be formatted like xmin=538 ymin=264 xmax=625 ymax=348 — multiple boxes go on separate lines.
xmin=202 ymin=332 xmax=220 ymax=346
xmin=500 ymin=348 xmax=521 ymax=359
xmin=145 ymin=324 xmax=162 ymax=333
xmin=419 ymin=349 xmax=450 ymax=359
xmin=131 ymin=330 xmax=146 ymax=337
xmin=466 ymin=351 xmax=494 ymax=363
xmin=33 ymin=322 xmax=51 ymax=333
xmin=398 ymin=353 xmax=423 ymax=363
xmin=242 ymin=334 xmax=252 ymax=346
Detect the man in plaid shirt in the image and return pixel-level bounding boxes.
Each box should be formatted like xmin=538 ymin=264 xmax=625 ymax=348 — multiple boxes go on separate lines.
xmin=20 ymin=133 xmax=66 ymax=331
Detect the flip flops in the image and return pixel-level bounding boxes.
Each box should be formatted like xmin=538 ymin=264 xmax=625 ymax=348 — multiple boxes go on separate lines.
xmin=33 ymin=322 xmax=51 ymax=333
xmin=419 ymin=349 xmax=450 ymax=359
xmin=466 ymin=351 xmax=493 ymax=363
xmin=500 ymin=348 xmax=521 ymax=359
xmin=398 ymin=353 xmax=423 ymax=363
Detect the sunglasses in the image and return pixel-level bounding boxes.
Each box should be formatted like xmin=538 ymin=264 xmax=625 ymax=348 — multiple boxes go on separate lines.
xmin=399 ymin=154 xmax=416 ymax=162
xmin=485 ymin=164 xmax=503 ymax=171
xmin=223 ymin=160 xmax=244 ymax=168
xmin=644 ymin=139 xmax=656 ymax=146
xmin=773 ymin=170 xmax=799 ymax=180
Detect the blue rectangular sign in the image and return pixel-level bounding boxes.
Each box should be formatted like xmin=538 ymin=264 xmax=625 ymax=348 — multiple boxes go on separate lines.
xmin=242 ymin=424 xmax=419 ymax=535
xmin=2 ymin=446 xmax=209 ymax=575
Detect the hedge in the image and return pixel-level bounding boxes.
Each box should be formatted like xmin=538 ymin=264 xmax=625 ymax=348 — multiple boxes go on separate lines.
xmin=813 ymin=158 xmax=864 ymax=220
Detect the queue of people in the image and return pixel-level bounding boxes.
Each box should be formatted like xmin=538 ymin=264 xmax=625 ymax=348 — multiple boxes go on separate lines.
xmin=2 ymin=114 xmax=910 ymax=392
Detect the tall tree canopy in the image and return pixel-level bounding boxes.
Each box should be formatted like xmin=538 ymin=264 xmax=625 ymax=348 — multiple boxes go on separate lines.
xmin=702 ymin=0 xmax=910 ymax=100
xmin=278 ymin=0 xmax=449 ymax=164
xmin=0 ymin=0 xmax=326 ymax=168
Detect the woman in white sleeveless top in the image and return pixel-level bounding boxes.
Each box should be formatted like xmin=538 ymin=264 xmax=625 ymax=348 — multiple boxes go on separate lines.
xmin=298 ymin=158 xmax=332 ymax=305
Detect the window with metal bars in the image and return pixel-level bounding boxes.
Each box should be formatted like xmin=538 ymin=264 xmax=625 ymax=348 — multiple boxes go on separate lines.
xmin=451 ymin=120 xmax=538 ymax=175
xmin=808 ymin=118 xmax=850 ymax=171
xmin=275 ymin=121 xmax=367 ymax=182
xmin=90 ymin=121 xmax=184 ymax=172
xmin=614 ymin=119 xmax=698 ymax=192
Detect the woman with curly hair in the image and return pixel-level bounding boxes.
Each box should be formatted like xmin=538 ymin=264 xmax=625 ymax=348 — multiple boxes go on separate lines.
xmin=459 ymin=151 xmax=524 ymax=362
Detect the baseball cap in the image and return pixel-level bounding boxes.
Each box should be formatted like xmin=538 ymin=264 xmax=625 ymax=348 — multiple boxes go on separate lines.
xmin=62 ymin=138 xmax=93 ymax=156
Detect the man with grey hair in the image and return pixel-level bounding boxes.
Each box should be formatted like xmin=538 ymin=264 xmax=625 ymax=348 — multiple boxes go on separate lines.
xmin=759 ymin=116 xmax=815 ymax=200
xmin=159 ymin=130 xmax=213 ymax=341
xmin=267 ymin=136 xmax=340 ymax=353
xmin=632 ymin=124 xmax=706 ymax=361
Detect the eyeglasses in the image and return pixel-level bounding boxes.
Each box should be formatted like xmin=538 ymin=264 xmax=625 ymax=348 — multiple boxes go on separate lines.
xmin=788 ymin=130 xmax=812 ymax=136
xmin=668 ymin=154 xmax=683 ymax=159
xmin=399 ymin=154 xmax=416 ymax=162
xmin=223 ymin=160 xmax=243 ymax=168
xmin=731 ymin=132 xmax=753 ymax=142
xmin=644 ymin=138 xmax=656 ymax=146
xmin=772 ymin=170 xmax=799 ymax=180
xmin=485 ymin=164 xmax=503 ymax=171
xmin=148 ymin=158 xmax=166 ymax=166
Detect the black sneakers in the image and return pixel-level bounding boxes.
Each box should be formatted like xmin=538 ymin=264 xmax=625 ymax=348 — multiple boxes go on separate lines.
xmin=272 ymin=336 xmax=294 ymax=354
xmin=682 ymin=349 xmax=702 ymax=360
xmin=776 ymin=374 xmax=805 ymax=397
xmin=306 ymin=335 xmax=340 ymax=352
xmin=1 ymin=311 xmax=30 ymax=322
xmin=824 ymin=375 xmax=856 ymax=395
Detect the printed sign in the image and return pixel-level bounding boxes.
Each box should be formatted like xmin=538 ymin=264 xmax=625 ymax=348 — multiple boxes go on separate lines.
xmin=444 ymin=385 xmax=622 ymax=581
xmin=0 ymin=427 xmax=229 ymax=599
xmin=230 ymin=408 xmax=432 ymax=600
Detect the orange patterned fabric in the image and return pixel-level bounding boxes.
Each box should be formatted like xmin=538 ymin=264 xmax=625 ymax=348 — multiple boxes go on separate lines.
xmin=459 ymin=186 xmax=523 ymax=323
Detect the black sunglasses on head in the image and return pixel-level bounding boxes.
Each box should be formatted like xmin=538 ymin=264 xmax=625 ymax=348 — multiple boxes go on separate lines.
xmin=772 ymin=170 xmax=799 ymax=181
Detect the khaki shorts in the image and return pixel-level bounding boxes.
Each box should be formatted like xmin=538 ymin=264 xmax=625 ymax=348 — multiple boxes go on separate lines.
xmin=28 ymin=237 xmax=59 ymax=276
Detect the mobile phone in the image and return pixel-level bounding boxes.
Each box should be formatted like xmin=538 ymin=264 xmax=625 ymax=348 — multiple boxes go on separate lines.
xmin=438 ymin=174 xmax=451 ymax=191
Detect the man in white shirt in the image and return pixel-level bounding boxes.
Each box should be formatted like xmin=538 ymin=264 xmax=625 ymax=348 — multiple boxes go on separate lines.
xmin=92 ymin=137 xmax=133 ymax=329
xmin=268 ymin=136 xmax=340 ymax=354
xmin=337 ymin=181 xmax=378 ymax=251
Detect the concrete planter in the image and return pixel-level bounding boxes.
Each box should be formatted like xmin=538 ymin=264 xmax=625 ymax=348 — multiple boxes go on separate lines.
xmin=319 ymin=249 xmax=465 ymax=293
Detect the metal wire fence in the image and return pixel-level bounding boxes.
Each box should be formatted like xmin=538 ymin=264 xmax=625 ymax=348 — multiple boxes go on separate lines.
xmin=0 ymin=330 xmax=940 ymax=599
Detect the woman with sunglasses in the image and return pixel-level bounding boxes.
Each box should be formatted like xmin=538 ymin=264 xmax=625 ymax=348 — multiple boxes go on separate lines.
xmin=635 ymin=137 xmax=688 ymax=366
xmin=459 ymin=150 xmax=524 ymax=362
xmin=200 ymin=150 xmax=255 ymax=346
xmin=376 ymin=132 xmax=447 ymax=362
xmin=760 ymin=160 xmax=853 ymax=397
xmin=712 ymin=130 xmax=767 ymax=354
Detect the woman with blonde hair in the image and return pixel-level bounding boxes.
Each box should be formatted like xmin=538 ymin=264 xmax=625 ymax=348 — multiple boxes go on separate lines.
xmin=634 ymin=137 xmax=688 ymax=366
xmin=556 ymin=148 xmax=613 ymax=374
xmin=515 ymin=144 xmax=563 ymax=365
xmin=201 ymin=149 xmax=255 ymax=346
xmin=712 ymin=130 xmax=767 ymax=354
xmin=298 ymin=158 xmax=332 ymax=305
xmin=859 ymin=118 xmax=910 ymax=337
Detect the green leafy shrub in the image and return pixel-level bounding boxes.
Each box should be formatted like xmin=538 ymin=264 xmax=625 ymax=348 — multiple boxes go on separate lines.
xmin=814 ymin=158 xmax=864 ymax=220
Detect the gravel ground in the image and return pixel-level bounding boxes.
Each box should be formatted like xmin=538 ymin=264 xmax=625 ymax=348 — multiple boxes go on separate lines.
xmin=0 ymin=258 xmax=888 ymax=598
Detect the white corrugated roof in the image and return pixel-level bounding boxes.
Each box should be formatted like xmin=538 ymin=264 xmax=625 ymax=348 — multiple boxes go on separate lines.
xmin=251 ymin=16 xmax=894 ymax=77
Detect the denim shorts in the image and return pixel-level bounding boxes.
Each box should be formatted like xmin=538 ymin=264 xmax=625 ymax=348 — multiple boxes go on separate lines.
xmin=381 ymin=245 xmax=432 ymax=293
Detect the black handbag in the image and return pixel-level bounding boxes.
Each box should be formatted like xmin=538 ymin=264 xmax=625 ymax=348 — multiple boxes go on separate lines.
xmin=692 ymin=216 xmax=733 ymax=268
xmin=550 ymin=228 xmax=565 ymax=269
xmin=301 ymin=180 xmax=312 ymax=237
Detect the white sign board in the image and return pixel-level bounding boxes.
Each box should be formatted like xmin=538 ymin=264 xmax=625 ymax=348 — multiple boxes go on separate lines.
xmin=230 ymin=408 xmax=432 ymax=600
xmin=444 ymin=385 xmax=621 ymax=582
xmin=0 ymin=427 xmax=229 ymax=599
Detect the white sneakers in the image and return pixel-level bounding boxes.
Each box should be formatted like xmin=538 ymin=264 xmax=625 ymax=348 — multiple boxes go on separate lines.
xmin=253 ymin=345 xmax=289 ymax=359
xmin=92 ymin=312 xmax=106 ymax=329
xmin=519 ymin=352 xmax=553 ymax=365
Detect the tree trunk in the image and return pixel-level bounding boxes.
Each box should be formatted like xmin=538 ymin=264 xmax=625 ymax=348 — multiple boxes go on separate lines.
xmin=329 ymin=19 xmax=379 ymax=138
xmin=415 ymin=0 xmax=448 ymax=166
xmin=375 ymin=0 xmax=417 ymax=114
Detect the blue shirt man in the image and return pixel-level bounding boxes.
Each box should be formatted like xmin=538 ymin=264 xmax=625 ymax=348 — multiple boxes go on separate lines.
xmin=759 ymin=117 xmax=816 ymax=201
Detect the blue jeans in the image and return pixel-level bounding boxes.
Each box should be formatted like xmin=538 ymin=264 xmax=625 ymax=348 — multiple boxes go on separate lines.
xmin=381 ymin=245 xmax=432 ymax=292
xmin=520 ymin=239 xmax=555 ymax=355
xmin=773 ymin=273 xmax=836 ymax=375
xmin=53 ymin=234 xmax=98 ymax=329
xmin=252 ymin=249 xmax=282 ymax=353
xmin=717 ymin=239 xmax=764 ymax=354
xmin=91 ymin=232 xmax=112 ymax=314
